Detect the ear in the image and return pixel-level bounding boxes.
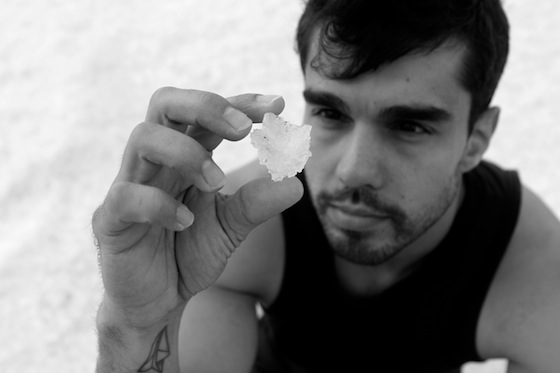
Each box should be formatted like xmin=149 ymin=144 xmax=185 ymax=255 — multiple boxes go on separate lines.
xmin=458 ymin=106 xmax=500 ymax=173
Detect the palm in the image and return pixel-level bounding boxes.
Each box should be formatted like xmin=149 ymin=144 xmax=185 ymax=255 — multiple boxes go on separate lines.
xmin=99 ymin=169 xmax=187 ymax=312
xmin=94 ymin=90 xmax=299 ymax=346
xmin=175 ymin=188 xmax=236 ymax=297
xmin=101 ymin=162 xmax=236 ymax=311
xmin=141 ymin=167 xmax=234 ymax=298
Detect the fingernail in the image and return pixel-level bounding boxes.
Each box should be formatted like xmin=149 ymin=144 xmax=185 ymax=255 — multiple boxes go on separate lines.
xmin=201 ymin=159 xmax=225 ymax=188
xmin=176 ymin=204 xmax=194 ymax=230
xmin=223 ymin=107 xmax=252 ymax=131
xmin=256 ymin=95 xmax=282 ymax=105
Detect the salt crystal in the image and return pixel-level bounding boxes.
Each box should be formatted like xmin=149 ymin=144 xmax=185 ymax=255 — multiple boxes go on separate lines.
xmin=250 ymin=112 xmax=312 ymax=181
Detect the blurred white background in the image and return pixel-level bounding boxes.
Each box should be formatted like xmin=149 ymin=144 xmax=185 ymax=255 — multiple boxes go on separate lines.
xmin=0 ymin=1 xmax=558 ymax=372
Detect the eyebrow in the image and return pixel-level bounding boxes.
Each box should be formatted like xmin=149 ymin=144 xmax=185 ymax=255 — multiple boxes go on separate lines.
xmin=378 ymin=105 xmax=452 ymax=123
xmin=303 ymin=89 xmax=350 ymax=113
xmin=303 ymin=88 xmax=452 ymax=123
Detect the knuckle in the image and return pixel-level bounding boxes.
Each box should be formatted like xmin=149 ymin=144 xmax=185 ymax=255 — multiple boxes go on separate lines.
xmin=105 ymin=182 xmax=131 ymax=216
xmin=188 ymin=89 xmax=227 ymax=111
xmin=237 ymin=187 xmax=260 ymax=226
xmin=128 ymin=122 xmax=153 ymax=149
xmin=149 ymin=86 xmax=176 ymax=108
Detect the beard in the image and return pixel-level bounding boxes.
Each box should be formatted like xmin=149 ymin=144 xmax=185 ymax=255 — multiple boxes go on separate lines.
xmin=312 ymin=178 xmax=460 ymax=266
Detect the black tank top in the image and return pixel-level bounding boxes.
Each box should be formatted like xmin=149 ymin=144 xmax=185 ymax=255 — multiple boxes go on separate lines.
xmin=253 ymin=161 xmax=521 ymax=373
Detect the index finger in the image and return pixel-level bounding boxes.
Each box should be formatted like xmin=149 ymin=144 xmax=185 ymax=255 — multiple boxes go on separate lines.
xmin=146 ymin=87 xmax=253 ymax=140
xmin=184 ymin=93 xmax=287 ymax=151
xmin=226 ymin=93 xmax=285 ymax=122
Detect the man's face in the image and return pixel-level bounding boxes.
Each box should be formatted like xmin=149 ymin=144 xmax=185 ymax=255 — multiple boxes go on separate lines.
xmin=303 ymin=43 xmax=473 ymax=266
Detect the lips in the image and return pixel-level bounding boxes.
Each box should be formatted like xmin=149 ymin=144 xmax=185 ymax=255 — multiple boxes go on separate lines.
xmin=326 ymin=203 xmax=389 ymax=232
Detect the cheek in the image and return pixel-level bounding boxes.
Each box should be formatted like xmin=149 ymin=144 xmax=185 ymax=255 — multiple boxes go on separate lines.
xmin=307 ymin=132 xmax=338 ymax=177
xmin=304 ymin=150 xmax=327 ymax=193
xmin=396 ymin=159 xmax=461 ymax=209
xmin=303 ymin=140 xmax=339 ymax=202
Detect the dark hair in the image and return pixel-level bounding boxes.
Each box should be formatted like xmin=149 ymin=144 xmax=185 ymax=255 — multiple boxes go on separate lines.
xmin=296 ymin=0 xmax=510 ymax=130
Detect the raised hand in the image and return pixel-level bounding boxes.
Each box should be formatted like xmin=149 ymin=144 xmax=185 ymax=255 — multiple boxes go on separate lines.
xmin=93 ymin=88 xmax=303 ymax=329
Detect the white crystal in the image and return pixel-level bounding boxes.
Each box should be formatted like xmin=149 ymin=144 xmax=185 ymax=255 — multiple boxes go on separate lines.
xmin=250 ymin=112 xmax=312 ymax=182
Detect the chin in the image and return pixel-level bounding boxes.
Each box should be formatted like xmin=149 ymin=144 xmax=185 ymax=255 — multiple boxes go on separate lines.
xmin=325 ymin=225 xmax=409 ymax=266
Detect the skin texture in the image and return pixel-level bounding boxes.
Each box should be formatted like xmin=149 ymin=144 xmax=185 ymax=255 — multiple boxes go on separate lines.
xmin=210 ymin=39 xmax=560 ymax=373
xmin=93 ymin=90 xmax=303 ymax=372
xmin=301 ymin=42 xmax=498 ymax=291
xmin=304 ymin=46 xmax=468 ymax=266
xmin=94 ymin=40 xmax=560 ymax=373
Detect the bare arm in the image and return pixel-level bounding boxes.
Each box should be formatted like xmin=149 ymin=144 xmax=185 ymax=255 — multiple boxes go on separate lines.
xmin=177 ymin=193 xmax=287 ymax=373
xmin=178 ymin=286 xmax=259 ymax=373
xmin=477 ymin=186 xmax=560 ymax=373
xmin=96 ymin=300 xmax=184 ymax=373
xmin=92 ymin=89 xmax=302 ymax=372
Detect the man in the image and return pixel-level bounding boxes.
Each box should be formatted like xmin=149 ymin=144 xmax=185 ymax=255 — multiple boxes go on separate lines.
xmin=93 ymin=0 xmax=560 ymax=372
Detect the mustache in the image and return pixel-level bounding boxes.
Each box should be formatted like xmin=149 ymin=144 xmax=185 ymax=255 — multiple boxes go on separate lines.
xmin=316 ymin=186 xmax=405 ymax=220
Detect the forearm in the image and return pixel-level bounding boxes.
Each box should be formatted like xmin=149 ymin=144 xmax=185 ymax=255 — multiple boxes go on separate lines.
xmin=95 ymin=300 xmax=184 ymax=373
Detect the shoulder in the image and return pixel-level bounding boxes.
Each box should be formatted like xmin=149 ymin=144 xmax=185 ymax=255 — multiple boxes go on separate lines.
xmin=214 ymin=159 xmax=286 ymax=307
xmin=477 ymin=185 xmax=560 ymax=371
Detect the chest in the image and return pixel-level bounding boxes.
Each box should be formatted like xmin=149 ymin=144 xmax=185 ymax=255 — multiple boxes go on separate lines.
xmin=266 ymin=164 xmax=521 ymax=371
xmin=263 ymin=260 xmax=482 ymax=372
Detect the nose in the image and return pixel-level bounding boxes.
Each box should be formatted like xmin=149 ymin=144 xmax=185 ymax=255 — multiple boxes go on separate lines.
xmin=335 ymin=123 xmax=386 ymax=190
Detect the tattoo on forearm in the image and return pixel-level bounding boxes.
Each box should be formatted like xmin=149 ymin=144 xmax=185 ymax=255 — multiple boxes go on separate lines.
xmin=138 ymin=326 xmax=170 ymax=373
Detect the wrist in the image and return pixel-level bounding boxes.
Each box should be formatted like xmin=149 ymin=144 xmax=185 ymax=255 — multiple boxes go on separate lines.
xmin=96 ymin=299 xmax=184 ymax=373
xmin=98 ymin=292 xmax=189 ymax=330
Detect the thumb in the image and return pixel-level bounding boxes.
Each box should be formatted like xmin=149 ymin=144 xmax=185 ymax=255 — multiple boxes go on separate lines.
xmin=221 ymin=176 xmax=303 ymax=246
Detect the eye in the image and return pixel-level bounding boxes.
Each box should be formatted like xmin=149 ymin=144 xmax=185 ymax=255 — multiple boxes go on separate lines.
xmin=309 ymin=107 xmax=352 ymax=132
xmin=389 ymin=120 xmax=433 ymax=136
xmin=311 ymin=107 xmax=345 ymax=121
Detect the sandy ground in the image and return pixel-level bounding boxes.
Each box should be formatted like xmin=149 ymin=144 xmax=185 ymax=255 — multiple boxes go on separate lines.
xmin=0 ymin=1 xmax=558 ymax=372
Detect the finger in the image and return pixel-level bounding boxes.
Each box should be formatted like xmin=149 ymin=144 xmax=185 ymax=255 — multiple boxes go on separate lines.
xmin=120 ymin=122 xmax=226 ymax=192
xmin=185 ymin=93 xmax=286 ymax=151
xmin=184 ymin=125 xmax=225 ymax=153
xmin=219 ymin=176 xmax=304 ymax=247
xmin=100 ymin=182 xmax=195 ymax=234
xmin=146 ymin=87 xmax=253 ymax=140
xmin=227 ymin=93 xmax=285 ymax=122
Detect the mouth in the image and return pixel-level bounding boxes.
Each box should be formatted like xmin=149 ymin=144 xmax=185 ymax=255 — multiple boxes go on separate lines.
xmin=326 ymin=203 xmax=390 ymax=232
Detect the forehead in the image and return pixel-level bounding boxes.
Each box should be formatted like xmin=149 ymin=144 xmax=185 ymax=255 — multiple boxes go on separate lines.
xmin=304 ymin=43 xmax=471 ymax=118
